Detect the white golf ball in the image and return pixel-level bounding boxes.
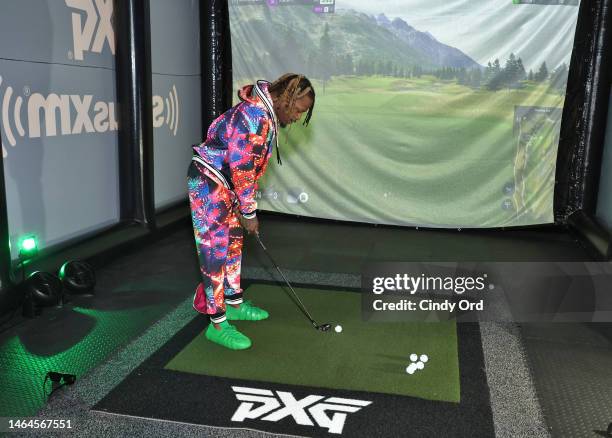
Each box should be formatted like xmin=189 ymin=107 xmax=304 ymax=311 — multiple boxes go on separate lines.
xmin=405 ymin=365 xmax=416 ymax=374
xmin=335 ymin=325 xmax=343 ymax=333
xmin=420 ymin=354 xmax=429 ymax=363
xmin=410 ymin=353 xmax=418 ymax=362
xmin=416 ymin=361 xmax=425 ymax=370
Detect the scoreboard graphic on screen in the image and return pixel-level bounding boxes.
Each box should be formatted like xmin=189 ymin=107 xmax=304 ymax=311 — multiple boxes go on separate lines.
xmin=511 ymin=106 xmax=562 ymax=221
xmin=231 ymin=0 xmax=334 ymax=13
xmin=512 ymin=0 xmax=578 ymax=5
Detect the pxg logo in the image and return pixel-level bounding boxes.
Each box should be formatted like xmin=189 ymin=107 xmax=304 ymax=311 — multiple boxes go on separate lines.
xmin=0 ymin=76 xmax=180 ymax=158
xmin=66 ymin=0 xmax=115 ymax=61
xmin=231 ymin=386 xmax=371 ymax=434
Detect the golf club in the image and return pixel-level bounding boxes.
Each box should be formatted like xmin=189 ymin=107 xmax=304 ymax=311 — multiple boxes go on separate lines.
xmin=255 ymin=233 xmax=332 ymax=332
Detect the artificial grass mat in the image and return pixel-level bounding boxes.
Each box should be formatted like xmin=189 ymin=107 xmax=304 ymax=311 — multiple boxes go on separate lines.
xmin=165 ymin=283 xmax=460 ymax=402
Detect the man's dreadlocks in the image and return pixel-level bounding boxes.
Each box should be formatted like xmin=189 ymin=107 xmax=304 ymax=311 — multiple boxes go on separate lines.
xmin=269 ymin=73 xmax=315 ymax=126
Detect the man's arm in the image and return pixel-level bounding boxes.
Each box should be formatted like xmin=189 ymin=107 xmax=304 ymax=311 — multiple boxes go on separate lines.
xmin=227 ymin=108 xmax=269 ymax=223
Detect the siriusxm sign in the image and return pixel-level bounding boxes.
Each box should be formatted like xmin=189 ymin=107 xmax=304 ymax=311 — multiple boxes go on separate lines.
xmin=0 ymin=75 xmax=181 ymax=158
xmin=66 ymin=0 xmax=115 ymax=61
xmin=0 ymin=1 xmax=185 ymax=158
xmin=0 ymin=0 xmax=199 ymax=258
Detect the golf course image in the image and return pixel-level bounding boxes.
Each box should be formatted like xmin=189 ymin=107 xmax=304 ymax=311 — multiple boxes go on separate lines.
xmin=228 ymin=2 xmax=578 ymax=228
xmin=244 ymin=74 xmax=565 ymax=228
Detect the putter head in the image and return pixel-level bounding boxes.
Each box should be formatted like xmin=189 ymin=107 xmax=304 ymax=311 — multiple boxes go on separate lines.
xmin=317 ymin=323 xmax=332 ymax=332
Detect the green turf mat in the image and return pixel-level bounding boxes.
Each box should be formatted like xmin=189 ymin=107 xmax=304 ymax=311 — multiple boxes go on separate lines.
xmin=165 ymin=284 xmax=460 ymax=402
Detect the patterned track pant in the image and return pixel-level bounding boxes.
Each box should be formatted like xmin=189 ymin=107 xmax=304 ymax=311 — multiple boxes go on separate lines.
xmin=188 ymin=161 xmax=244 ymax=324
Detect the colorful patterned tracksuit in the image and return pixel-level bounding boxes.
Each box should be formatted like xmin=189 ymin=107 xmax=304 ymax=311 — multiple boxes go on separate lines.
xmin=188 ymin=80 xmax=278 ymax=324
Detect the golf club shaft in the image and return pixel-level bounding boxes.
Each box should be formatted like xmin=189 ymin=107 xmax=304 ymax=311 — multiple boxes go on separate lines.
xmin=255 ymin=233 xmax=318 ymax=326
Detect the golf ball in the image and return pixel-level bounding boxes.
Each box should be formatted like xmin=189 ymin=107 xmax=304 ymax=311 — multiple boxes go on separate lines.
xmin=410 ymin=353 xmax=418 ymax=362
xmin=405 ymin=364 xmax=416 ymax=374
xmin=416 ymin=361 xmax=425 ymax=370
xmin=335 ymin=325 xmax=343 ymax=333
xmin=420 ymin=354 xmax=429 ymax=363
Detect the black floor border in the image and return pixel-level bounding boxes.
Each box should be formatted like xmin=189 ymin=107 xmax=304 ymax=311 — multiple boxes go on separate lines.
xmin=93 ymin=280 xmax=494 ymax=437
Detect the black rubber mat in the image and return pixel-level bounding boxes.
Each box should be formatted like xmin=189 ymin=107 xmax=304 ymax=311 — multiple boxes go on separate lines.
xmin=93 ymin=280 xmax=495 ymax=438
xmin=243 ymin=214 xmax=592 ymax=275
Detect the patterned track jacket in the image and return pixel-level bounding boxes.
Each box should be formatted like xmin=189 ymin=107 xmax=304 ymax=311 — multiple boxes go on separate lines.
xmin=192 ymin=80 xmax=278 ymax=219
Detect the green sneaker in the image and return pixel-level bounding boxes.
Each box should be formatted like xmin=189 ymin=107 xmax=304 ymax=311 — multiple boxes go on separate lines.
xmin=226 ymin=300 xmax=269 ymax=321
xmin=205 ymin=320 xmax=251 ymax=350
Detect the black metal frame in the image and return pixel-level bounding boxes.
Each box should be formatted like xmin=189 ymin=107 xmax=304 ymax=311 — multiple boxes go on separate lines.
xmin=200 ymin=0 xmax=233 ymax=135
xmin=555 ymin=0 xmax=612 ymax=220
xmin=553 ymin=0 xmax=612 ymax=258
xmin=0 ymin=132 xmax=15 ymax=311
xmin=115 ymin=0 xmax=156 ymax=229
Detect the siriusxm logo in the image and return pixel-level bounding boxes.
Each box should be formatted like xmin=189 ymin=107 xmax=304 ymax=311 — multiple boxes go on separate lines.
xmin=66 ymin=0 xmax=115 ymax=61
xmin=0 ymin=76 xmax=180 ymax=158
xmin=153 ymin=85 xmax=180 ymax=136
xmin=230 ymin=386 xmax=371 ymax=434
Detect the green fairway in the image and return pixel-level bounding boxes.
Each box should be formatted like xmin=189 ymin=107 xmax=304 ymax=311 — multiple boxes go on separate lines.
xmin=165 ymin=284 xmax=461 ymax=403
xmin=240 ymin=75 xmax=565 ymax=227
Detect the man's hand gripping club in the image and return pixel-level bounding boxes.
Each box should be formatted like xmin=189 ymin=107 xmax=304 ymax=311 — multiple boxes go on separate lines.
xmin=233 ymin=203 xmax=259 ymax=234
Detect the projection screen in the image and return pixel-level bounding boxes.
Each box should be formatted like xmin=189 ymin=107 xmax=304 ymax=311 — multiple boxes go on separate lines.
xmin=228 ymin=0 xmax=581 ymax=228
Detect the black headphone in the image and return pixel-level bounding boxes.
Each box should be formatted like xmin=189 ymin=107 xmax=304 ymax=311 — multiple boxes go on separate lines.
xmin=58 ymin=260 xmax=96 ymax=294
xmin=24 ymin=271 xmax=63 ymax=306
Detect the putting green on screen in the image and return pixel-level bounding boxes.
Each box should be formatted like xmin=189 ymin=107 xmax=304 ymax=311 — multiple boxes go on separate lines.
xmin=165 ymin=284 xmax=460 ymax=403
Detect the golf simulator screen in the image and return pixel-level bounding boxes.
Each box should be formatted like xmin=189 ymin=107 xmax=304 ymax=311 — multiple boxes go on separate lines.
xmin=228 ymin=0 xmax=581 ymax=228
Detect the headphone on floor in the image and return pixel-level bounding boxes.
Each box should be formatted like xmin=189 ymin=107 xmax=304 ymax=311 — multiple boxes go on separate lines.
xmin=58 ymin=260 xmax=96 ymax=294
xmin=24 ymin=271 xmax=63 ymax=306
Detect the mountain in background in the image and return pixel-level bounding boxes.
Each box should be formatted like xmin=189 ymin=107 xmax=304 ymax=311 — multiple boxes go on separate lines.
xmin=229 ymin=5 xmax=482 ymax=80
xmin=374 ymin=13 xmax=480 ymax=69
